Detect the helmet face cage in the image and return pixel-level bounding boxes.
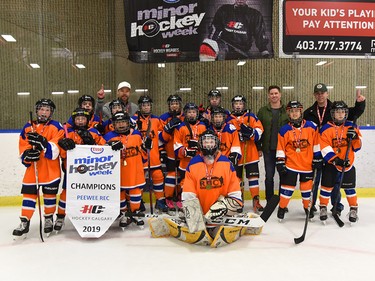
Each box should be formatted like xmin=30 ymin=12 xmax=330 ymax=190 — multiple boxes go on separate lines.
xmin=183 ymin=103 xmax=198 ymax=123
xmin=211 ymin=107 xmax=226 ymax=129
xmin=330 ymin=101 xmax=348 ymax=125
xmin=112 ymin=112 xmax=131 ymax=134
xmin=286 ymin=101 xmax=303 ymax=125
xmin=72 ymin=108 xmax=90 ymax=130
xmin=35 ymin=99 xmax=55 ymax=123
xmin=231 ymin=95 xmax=247 ymax=115
xmin=199 ymin=130 xmax=220 ymax=156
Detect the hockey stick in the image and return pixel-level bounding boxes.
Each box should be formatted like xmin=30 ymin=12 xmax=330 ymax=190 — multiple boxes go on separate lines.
xmin=29 ymin=111 xmax=44 ymax=242
xmin=216 ymin=32 xmax=250 ymax=58
xmin=240 ymin=110 xmax=251 ymax=201
xmin=332 ymin=117 xmax=357 ymax=227
xmin=126 ymin=194 xmax=279 ymax=228
xmin=294 ymin=168 xmax=318 ymax=244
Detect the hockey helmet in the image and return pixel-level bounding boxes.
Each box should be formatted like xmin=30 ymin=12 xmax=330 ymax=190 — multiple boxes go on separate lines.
xmin=35 ymin=98 xmax=56 ymax=123
xmin=71 ymin=107 xmax=90 ymax=130
xmin=286 ymin=101 xmax=303 ymax=126
xmin=183 ymin=102 xmax=199 ymax=124
xmin=231 ymin=95 xmax=247 ymax=116
xmin=211 ymin=106 xmax=227 ymax=129
xmin=198 ymin=129 xmax=220 ymax=157
xmin=112 ymin=111 xmax=131 ymax=134
xmin=330 ymin=101 xmax=348 ymax=125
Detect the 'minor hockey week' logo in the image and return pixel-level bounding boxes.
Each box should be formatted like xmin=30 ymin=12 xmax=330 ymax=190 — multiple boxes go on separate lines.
xmin=68 ymin=155 xmax=118 ymax=176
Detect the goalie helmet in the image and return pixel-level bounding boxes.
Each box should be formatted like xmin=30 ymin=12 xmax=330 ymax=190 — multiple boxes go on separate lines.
xmin=167 ymin=94 xmax=182 ymax=115
xmin=198 ymin=129 xmax=220 ymax=157
xmin=183 ymin=102 xmax=199 ymax=124
xmin=211 ymin=106 xmax=227 ymax=129
xmin=78 ymin=95 xmax=95 ymax=108
xmin=231 ymin=95 xmax=247 ymax=116
xmin=71 ymin=107 xmax=90 ymax=130
xmin=330 ymin=101 xmax=348 ymax=125
xmin=35 ymin=98 xmax=56 ymax=123
xmin=286 ymin=101 xmax=303 ymax=126
xmin=112 ymin=111 xmax=131 ymax=134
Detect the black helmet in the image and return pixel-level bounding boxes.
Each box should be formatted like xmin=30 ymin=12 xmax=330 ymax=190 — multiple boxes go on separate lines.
xmin=167 ymin=94 xmax=182 ymax=114
xmin=198 ymin=129 xmax=220 ymax=157
xmin=35 ymin=98 xmax=56 ymax=123
xmin=112 ymin=111 xmax=131 ymax=134
xmin=71 ymin=107 xmax=90 ymax=130
xmin=183 ymin=102 xmax=199 ymax=124
xmin=78 ymin=95 xmax=95 ymax=108
xmin=211 ymin=106 xmax=227 ymax=129
xmin=330 ymin=101 xmax=348 ymax=125
xmin=109 ymin=99 xmax=126 ymax=116
xmin=231 ymin=95 xmax=247 ymax=116
xmin=138 ymin=95 xmax=153 ymax=105
xmin=286 ymin=101 xmax=303 ymax=126
xmin=208 ymin=89 xmax=221 ymax=99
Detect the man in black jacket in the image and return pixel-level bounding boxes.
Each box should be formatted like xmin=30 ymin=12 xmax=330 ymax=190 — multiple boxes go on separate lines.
xmin=303 ymin=83 xmax=366 ymax=216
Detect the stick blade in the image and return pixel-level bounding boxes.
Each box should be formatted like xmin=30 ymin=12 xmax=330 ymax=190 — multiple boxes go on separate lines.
xmin=294 ymin=235 xmax=305 ymax=244
xmin=333 ymin=214 xmax=345 ymax=227
xmin=260 ymin=195 xmax=279 ymax=223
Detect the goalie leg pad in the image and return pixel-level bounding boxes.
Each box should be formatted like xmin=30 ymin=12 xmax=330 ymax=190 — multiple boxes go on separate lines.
xmin=242 ymin=212 xmax=263 ymax=236
xmin=164 ymin=218 xmax=212 ymax=246
xmin=148 ymin=217 xmax=170 ymax=238
xmin=211 ymin=225 xmax=245 ymax=248
xmin=182 ymin=198 xmax=206 ymax=233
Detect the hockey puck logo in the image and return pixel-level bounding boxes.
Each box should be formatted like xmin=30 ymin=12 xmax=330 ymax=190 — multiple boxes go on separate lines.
xmin=77 ymin=165 xmax=88 ymax=174
xmin=142 ymin=19 xmax=160 ymax=37
xmin=163 ymin=0 xmax=180 ymax=3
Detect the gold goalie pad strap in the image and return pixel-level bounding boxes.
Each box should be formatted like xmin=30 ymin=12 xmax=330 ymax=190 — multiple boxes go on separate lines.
xmin=164 ymin=218 xmax=213 ymax=246
xmin=243 ymin=212 xmax=263 ymax=236
xmin=211 ymin=225 xmax=246 ymax=248
xmin=148 ymin=217 xmax=170 ymax=238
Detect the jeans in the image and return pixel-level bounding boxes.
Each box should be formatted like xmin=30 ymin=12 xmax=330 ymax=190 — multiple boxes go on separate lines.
xmin=263 ymin=149 xmax=278 ymax=202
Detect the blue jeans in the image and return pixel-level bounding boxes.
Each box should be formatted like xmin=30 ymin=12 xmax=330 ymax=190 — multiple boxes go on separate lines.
xmin=263 ymin=150 xmax=279 ymax=202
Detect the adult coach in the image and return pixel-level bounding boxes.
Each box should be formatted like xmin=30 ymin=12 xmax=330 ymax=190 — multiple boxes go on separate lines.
xmin=95 ymin=81 xmax=139 ymax=121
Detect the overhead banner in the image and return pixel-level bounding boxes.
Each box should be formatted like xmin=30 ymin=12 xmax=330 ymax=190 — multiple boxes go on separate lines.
xmin=124 ymin=0 xmax=274 ymax=63
xmin=66 ymin=145 xmax=120 ymax=238
xmin=280 ymin=0 xmax=375 ymax=58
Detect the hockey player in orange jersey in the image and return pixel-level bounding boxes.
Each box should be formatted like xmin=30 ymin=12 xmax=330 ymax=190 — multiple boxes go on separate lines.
xmin=132 ymin=96 xmax=168 ymax=212
xmin=55 ymin=108 xmax=106 ymax=232
xmin=100 ymin=99 xmax=128 ymax=134
xmin=226 ymin=95 xmax=264 ymax=213
xmin=13 ymin=99 xmax=64 ymax=238
xmin=174 ymin=102 xmax=207 ymax=187
xmin=159 ymin=94 xmax=184 ymax=212
xmin=318 ymin=101 xmax=362 ymax=223
xmin=200 ymin=89 xmax=230 ymax=126
xmin=105 ymin=112 xmax=147 ymax=228
xmin=275 ymin=101 xmax=320 ymax=221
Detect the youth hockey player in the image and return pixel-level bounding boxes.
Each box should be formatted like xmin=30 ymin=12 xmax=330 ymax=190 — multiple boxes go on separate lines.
xmin=104 ymin=112 xmax=147 ymax=228
xmin=318 ymin=101 xmax=362 ymax=224
xmin=13 ymin=99 xmax=64 ymax=238
xmin=227 ymin=95 xmax=264 ymax=213
xmin=275 ymin=101 xmax=320 ymax=221
xmin=101 ymin=99 xmax=127 ymax=134
xmin=55 ymin=108 xmax=106 ymax=232
xmin=200 ymin=89 xmax=230 ymax=125
xmin=159 ymin=94 xmax=183 ymax=212
xmin=132 ymin=96 xmax=168 ymax=212
xmin=66 ymin=95 xmax=102 ymax=130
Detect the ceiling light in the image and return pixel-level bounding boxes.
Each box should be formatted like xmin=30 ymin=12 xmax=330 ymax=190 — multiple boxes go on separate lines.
xmin=179 ymin=88 xmax=191 ymax=91
xmin=67 ymin=90 xmax=79 ymax=94
xmin=252 ymin=86 xmax=264 ymax=90
xmin=29 ymin=63 xmax=40 ymax=69
xmin=158 ymin=63 xmax=165 ymax=68
xmin=355 ymin=86 xmax=367 ymax=89
xmin=135 ymin=89 xmax=149 ymax=93
xmin=237 ymin=61 xmax=246 ymax=66
xmin=17 ymin=92 xmax=30 ymax=96
xmin=282 ymin=86 xmax=294 ymax=90
xmin=51 ymin=91 xmax=64 ymax=95
xmin=216 ymin=87 xmax=228 ymax=90
xmin=74 ymin=64 xmax=86 ymax=69
xmin=104 ymin=90 xmax=112 ymax=93
xmin=327 ymin=86 xmax=334 ymax=89
xmin=316 ymin=61 xmax=327 ymax=66
xmin=1 ymin=35 xmax=16 ymax=42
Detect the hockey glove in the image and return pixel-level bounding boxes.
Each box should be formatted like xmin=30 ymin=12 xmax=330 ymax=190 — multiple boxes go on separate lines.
xmin=188 ymin=139 xmax=199 ymax=149
xmin=240 ymin=124 xmax=254 ymax=141
xmin=77 ymin=130 xmax=95 ymax=145
xmin=94 ymin=123 xmax=105 ymax=135
xmin=228 ymin=152 xmax=240 ymax=167
xmin=143 ymin=137 xmax=153 ymax=150
xmin=276 ymin=158 xmax=288 ymax=175
xmin=312 ymin=157 xmax=323 ymax=170
xmin=332 ymin=157 xmax=350 ymax=168
xmin=108 ymin=140 xmax=123 ymax=151
xmin=184 ymin=148 xmax=197 ymax=158
xmin=164 ymin=117 xmax=181 ymax=134
xmin=27 ymin=132 xmax=48 ymax=151
xmin=347 ymin=126 xmax=358 ymax=140
xmin=205 ymin=196 xmax=242 ymax=220
xmin=58 ymin=138 xmax=76 ymax=151
xmin=23 ymin=148 xmax=41 ymax=162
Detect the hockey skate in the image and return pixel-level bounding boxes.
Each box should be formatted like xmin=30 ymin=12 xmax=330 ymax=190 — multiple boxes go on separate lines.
xmin=44 ymin=215 xmax=54 ymax=237
xmin=54 ymin=214 xmax=65 ymax=233
xmin=119 ymin=213 xmax=132 ymax=231
xmin=166 ymin=198 xmax=176 ymax=215
xmin=304 ymin=208 xmax=315 ymax=220
xmin=130 ymin=211 xmax=145 ymax=229
xmin=320 ymin=206 xmax=328 ymax=224
xmin=252 ymin=196 xmax=264 ymax=213
xmin=277 ymin=207 xmax=286 ymax=222
xmin=155 ymin=198 xmax=168 ymax=213
xmin=13 ymin=217 xmax=30 ymax=240
xmin=348 ymin=206 xmax=358 ymax=224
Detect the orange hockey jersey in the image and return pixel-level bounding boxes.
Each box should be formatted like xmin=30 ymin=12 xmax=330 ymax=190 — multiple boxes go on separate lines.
xmin=276 ymin=120 xmax=319 ymax=173
xmin=19 ymin=120 xmax=64 ymax=187
xmin=226 ymin=112 xmax=263 ymax=164
xmin=182 ymin=153 xmax=242 ymax=214
xmin=104 ymin=129 xmax=146 ymax=189
xmin=208 ymin=124 xmax=241 ymax=157
xmin=319 ymin=121 xmax=362 ymax=172
xmin=159 ymin=112 xmax=184 ymax=161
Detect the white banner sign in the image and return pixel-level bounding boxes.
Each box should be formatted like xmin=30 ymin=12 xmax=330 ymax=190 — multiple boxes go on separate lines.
xmin=66 ymin=145 xmax=120 ymax=238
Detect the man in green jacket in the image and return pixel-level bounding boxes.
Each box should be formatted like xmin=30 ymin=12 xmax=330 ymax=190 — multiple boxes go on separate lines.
xmin=257 ymin=86 xmax=289 ymax=203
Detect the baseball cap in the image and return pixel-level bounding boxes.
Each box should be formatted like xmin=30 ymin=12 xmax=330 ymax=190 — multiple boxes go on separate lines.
xmin=314 ymin=83 xmax=327 ymax=93
xmin=117 ymin=81 xmax=131 ymax=91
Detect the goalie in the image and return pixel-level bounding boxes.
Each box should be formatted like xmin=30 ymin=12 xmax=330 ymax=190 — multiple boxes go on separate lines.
xmin=149 ymin=130 xmax=262 ymax=247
